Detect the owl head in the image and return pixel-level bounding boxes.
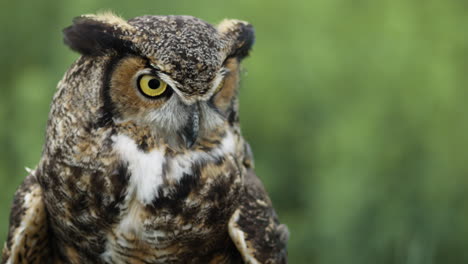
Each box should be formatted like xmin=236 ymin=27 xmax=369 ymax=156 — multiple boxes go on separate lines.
xmin=54 ymin=13 xmax=254 ymax=152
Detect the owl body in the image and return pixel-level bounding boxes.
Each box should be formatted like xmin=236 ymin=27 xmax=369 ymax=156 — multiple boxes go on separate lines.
xmin=3 ymin=14 xmax=288 ymax=264
xmin=40 ymin=120 xmax=245 ymax=263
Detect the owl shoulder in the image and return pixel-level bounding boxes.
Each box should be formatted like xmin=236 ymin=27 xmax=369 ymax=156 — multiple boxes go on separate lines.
xmin=228 ymin=144 xmax=289 ymax=264
xmin=2 ymin=172 xmax=54 ymax=263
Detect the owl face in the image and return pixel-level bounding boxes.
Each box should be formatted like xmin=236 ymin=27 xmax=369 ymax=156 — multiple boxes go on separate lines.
xmin=62 ymin=13 xmax=254 ymax=148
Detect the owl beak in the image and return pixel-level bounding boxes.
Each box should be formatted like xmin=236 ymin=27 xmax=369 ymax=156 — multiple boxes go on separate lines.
xmin=181 ymin=103 xmax=200 ymax=149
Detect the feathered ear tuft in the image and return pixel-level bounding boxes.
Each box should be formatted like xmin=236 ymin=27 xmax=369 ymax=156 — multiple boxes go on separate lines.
xmin=218 ymin=19 xmax=255 ymax=60
xmin=63 ymin=13 xmax=136 ymax=56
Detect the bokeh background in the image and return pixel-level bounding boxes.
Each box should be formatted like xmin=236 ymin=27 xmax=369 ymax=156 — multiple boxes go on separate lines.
xmin=1 ymin=0 xmax=468 ymax=263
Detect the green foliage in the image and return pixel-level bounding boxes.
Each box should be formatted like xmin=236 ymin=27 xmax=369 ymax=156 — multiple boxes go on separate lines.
xmin=1 ymin=0 xmax=468 ymax=263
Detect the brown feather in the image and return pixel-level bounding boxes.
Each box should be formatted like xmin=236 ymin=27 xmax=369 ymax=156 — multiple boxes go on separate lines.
xmin=2 ymin=173 xmax=54 ymax=264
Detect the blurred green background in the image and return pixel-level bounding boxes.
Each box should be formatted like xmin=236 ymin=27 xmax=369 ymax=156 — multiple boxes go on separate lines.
xmin=2 ymin=0 xmax=468 ymax=263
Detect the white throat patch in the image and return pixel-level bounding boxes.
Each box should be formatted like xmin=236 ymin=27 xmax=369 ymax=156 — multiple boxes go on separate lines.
xmin=113 ymin=135 xmax=165 ymax=204
xmin=113 ymin=131 xmax=236 ymax=205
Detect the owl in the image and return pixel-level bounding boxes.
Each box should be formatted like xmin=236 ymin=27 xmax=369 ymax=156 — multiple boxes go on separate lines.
xmin=2 ymin=13 xmax=288 ymax=264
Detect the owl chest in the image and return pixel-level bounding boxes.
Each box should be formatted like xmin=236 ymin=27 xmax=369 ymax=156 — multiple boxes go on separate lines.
xmin=101 ymin=134 xmax=243 ymax=262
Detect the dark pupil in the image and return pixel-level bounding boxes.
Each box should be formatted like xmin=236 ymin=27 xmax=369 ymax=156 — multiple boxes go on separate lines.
xmin=148 ymin=79 xmax=161 ymax=89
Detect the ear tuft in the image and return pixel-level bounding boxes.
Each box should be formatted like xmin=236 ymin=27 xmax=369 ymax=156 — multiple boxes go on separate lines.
xmin=63 ymin=13 xmax=136 ymax=56
xmin=218 ymin=19 xmax=255 ymax=60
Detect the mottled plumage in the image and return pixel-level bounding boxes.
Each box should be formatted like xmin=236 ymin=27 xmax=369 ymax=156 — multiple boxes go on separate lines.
xmin=2 ymin=13 xmax=288 ymax=264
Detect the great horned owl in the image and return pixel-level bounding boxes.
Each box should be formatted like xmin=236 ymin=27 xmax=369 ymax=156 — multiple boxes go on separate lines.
xmin=2 ymin=13 xmax=289 ymax=264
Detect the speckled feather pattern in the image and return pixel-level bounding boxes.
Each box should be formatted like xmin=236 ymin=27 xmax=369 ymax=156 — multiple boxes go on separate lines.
xmin=128 ymin=16 xmax=229 ymax=96
xmin=2 ymin=13 xmax=287 ymax=264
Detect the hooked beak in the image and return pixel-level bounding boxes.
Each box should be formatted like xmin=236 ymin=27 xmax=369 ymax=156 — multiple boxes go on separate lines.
xmin=181 ymin=103 xmax=200 ymax=149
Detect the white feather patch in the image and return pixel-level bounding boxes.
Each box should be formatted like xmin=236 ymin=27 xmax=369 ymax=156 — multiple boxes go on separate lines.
xmin=113 ymin=134 xmax=166 ymax=205
xmin=113 ymin=130 xmax=236 ymax=205
xmin=24 ymin=167 xmax=34 ymax=174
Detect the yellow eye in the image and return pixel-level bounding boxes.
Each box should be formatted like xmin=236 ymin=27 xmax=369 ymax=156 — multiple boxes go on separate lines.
xmin=138 ymin=75 xmax=168 ymax=98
